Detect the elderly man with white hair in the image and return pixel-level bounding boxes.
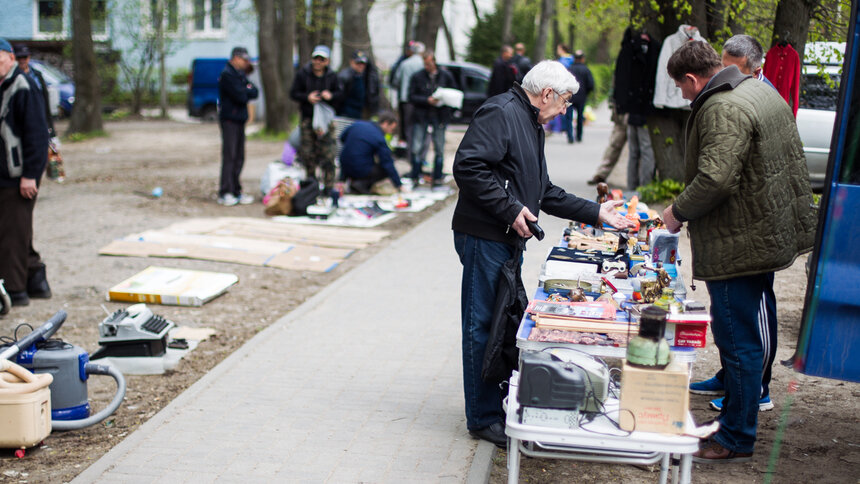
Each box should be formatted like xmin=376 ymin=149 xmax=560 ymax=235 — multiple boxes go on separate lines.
xmin=451 ymin=60 xmax=636 ymax=447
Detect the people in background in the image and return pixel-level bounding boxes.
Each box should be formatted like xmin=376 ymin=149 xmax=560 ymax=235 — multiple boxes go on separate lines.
xmin=392 ymin=41 xmax=426 ymax=157
xmin=588 ymin=92 xmax=628 ymax=185
xmin=339 ymin=111 xmax=402 ymax=194
xmin=567 ymin=50 xmax=594 ymax=143
xmin=0 ymin=38 xmax=51 ymax=309
xmin=13 ymin=45 xmax=54 ymax=139
xmin=217 ymin=46 xmax=258 ymax=206
xmin=661 ymin=41 xmax=816 ymax=463
xmin=512 ymin=43 xmax=533 ymax=82
xmin=555 ymin=44 xmax=575 ymax=140
xmin=487 ymin=45 xmax=517 ymax=97
xmin=337 ymin=50 xmax=380 ymax=120
xmin=408 ymin=50 xmax=457 ymax=187
xmin=289 ymin=44 xmax=343 ymax=194
xmin=452 ymin=60 xmax=636 ymax=447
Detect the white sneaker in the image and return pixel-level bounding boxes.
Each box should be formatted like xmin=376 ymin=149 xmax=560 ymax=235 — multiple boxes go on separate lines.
xmin=217 ymin=193 xmax=239 ymax=206
xmin=237 ymin=193 xmax=254 ymax=205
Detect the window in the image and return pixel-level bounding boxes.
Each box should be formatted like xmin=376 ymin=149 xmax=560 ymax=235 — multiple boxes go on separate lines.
xmin=37 ymin=0 xmax=63 ymax=34
xmin=192 ymin=0 xmax=224 ymax=34
xmin=150 ymin=0 xmax=179 ymax=32
xmin=92 ymin=0 xmax=108 ymax=36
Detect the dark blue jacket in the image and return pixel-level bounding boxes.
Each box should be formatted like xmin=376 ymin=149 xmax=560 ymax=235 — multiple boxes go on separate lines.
xmin=452 ymin=84 xmax=598 ymax=247
xmin=339 ymin=121 xmax=401 ymax=188
xmin=218 ymin=62 xmax=258 ymax=123
xmin=0 ymin=66 xmax=49 ymax=188
xmin=568 ymin=62 xmax=594 ymax=105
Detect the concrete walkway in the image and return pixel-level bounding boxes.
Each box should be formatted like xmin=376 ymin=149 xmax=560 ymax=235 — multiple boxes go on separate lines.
xmin=75 ymin=104 xmax=625 ymax=483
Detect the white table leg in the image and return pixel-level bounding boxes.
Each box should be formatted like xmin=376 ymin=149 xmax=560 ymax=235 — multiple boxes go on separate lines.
xmin=507 ymin=437 xmax=520 ymax=484
xmin=679 ymin=454 xmax=692 ymax=484
xmin=658 ymin=453 xmax=669 ymax=484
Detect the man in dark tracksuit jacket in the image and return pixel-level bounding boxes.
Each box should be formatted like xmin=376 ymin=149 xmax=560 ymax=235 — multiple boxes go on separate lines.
xmin=338 ymin=112 xmax=401 ymax=194
xmin=451 ymin=60 xmax=634 ymax=446
xmin=0 ymin=38 xmax=51 ymax=308
xmin=218 ymin=46 xmax=258 ymax=206
xmin=289 ymin=45 xmax=344 ymax=193
xmin=407 ymin=51 xmax=457 ymax=185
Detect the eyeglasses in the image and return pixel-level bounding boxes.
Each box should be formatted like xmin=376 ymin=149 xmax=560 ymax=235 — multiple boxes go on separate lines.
xmin=312 ymin=56 xmax=327 ymax=61
xmin=554 ymin=90 xmax=572 ymax=109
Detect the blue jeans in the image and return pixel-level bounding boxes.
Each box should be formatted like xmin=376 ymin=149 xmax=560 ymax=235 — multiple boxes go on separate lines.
xmin=453 ymin=231 xmax=518 ymax=430
xmin=411 ymin=118 xmax=446 ymax=181
xmin=706 ymin=273 xmax=775 ymax=453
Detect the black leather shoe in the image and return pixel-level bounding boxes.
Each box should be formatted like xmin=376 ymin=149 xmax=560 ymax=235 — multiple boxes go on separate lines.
xmin=27 ymin=263 xmax=52 ymax=299
xmin=469 ymin=422 xmax=507 ymax=448
xmin=587 ymin=175 xmax=606 ymax=186
xmin=9 ymin=291 xmax=30 ymax=307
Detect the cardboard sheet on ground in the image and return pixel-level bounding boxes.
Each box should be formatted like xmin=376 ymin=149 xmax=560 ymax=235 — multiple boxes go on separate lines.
xmin=106 ymin=266 xmax=238 ymax=306
xmin=99 ymin=217 xmax=387 ymax=272
xmin=272 ymin=210 xmax=396 ymax=228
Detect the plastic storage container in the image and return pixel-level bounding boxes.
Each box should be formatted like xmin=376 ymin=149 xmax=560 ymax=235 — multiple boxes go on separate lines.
xmin=0 ymin=360 xmax=53 ymax=449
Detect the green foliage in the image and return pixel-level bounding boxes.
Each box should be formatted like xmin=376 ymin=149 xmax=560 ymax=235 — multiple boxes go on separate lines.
xmin=588 ymin=63 xmax=613 ymax=106
xmin=65 ymin=130 xmax=108 ymax=143
xmin=637 ymin=178 xmax=685 ymax=204
xmin=102 ymin=90 xmax=186 ymax=107
xmin=171 ymin=68 xmax=190 ymax=87
xmin=467 ymin=3 xmax=537 ymax=66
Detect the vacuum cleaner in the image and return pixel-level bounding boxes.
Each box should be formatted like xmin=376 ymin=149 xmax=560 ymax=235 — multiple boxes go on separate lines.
xmin=0 ymin=310 xmax=127 ymax=432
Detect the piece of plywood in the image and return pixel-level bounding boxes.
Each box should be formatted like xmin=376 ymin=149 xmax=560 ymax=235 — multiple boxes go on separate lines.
xmin=106 ymin=266 xmax=238 ymax=306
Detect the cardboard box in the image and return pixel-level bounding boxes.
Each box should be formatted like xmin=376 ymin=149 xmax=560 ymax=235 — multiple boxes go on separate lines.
xmin=619 ymin=360 xmax=690 ymax=434
xmin=107 ymin=266 xmax=238 ymax=307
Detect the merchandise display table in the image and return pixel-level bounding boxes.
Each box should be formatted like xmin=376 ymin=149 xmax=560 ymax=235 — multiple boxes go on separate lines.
xmin=505 ymin=372 xmax=700 ymax=484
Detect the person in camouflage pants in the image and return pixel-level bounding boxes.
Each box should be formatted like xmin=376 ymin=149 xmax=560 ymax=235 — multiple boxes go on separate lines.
xmin=299 ymin=118 xmax=336 ymax=190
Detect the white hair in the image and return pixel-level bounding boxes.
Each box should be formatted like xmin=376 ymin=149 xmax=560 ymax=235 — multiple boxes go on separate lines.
xmin=521 ymin=60 xmax=579 ymax=97
xmin=411 ymin=41 xmax=426 ymax=55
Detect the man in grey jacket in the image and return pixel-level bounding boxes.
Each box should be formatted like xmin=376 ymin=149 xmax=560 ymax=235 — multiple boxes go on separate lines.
xmin=661 ymin=41 xmax=816 ymax=463
xmin=0 ymin=38 xmax=51 ymax=309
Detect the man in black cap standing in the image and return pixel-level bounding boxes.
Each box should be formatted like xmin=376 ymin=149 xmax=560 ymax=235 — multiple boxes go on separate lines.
xmin=337 ymin=50 xmax=380 ymax=120
xmin=217 ymin=46 xmax=258 ymax=206
xmin=13 ymin=45 xmax=54 ymax=140
xmin=0 ymin=37 xmax=51 ymax=309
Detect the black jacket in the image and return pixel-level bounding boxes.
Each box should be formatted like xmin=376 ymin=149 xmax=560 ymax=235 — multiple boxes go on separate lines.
xmin=452 ymin=84 xmax=599 ymax=247
xmin=27 ymin=68 xmax=54 ymax=137
xmin=289 ymin=63 xmax=343 ymax=120
xmin=568 ymin=62 xmax=594 ymax=105
xmin=218 ymin=62 xmax=259 ymax=123
xmin=614 ymin=27 xmax=660 ymax=121
xmin=0 ymin=66 xmax=49 ymax=188
xmin=336 ymin=63 xmax=380 ymax=118
xmin=487 ymin=57 xmax=517 ymax=97
xmin=408 ymin=67 xmax=457 ymax=124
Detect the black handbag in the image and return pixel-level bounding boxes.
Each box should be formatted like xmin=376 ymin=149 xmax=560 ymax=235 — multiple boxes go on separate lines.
xmin=291 ymin=178 xmax=321 ymax=216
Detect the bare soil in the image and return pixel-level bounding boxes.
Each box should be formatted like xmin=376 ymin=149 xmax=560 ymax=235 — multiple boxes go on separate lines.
xmin=0 ymin=116 xmax=458 ymax=483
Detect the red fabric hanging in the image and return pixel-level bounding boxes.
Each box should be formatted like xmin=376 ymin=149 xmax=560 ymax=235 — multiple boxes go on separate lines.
xmin=763 ymin=43 xmax=801 ymax=117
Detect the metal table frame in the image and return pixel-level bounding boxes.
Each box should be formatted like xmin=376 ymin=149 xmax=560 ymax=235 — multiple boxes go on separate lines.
xmin=505 ymin=372 xmax=699 ymax=484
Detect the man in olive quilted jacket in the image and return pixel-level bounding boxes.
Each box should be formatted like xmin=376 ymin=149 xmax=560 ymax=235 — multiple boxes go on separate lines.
xmin=660 ymin=41 xmax=816 ymax=464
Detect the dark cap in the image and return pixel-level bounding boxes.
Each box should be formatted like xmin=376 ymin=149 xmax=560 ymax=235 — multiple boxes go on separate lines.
xmin=352 ymin=50 xmax=368 ymax=63
xmin=574 ymin=50 xmax=585 ymax=59
xmin=0 ymin=38 xmax=12 ymax=54
xmin=13 ymin=44 xmax=31 ymax=58
xmin=231 ymin=46 xmax=250 ymax=61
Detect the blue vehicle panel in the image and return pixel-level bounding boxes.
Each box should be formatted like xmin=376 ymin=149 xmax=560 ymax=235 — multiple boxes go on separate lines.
xmin=187 ymin=58 xmax=228 ymax=121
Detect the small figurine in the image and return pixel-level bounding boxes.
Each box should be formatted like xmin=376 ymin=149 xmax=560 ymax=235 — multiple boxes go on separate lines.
xmin=596 ymin=182 xmax=609 ymax=204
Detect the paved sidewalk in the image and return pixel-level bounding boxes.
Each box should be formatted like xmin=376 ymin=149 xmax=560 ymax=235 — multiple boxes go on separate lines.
xmin=75 ymin=202 xmax=489 ymax=483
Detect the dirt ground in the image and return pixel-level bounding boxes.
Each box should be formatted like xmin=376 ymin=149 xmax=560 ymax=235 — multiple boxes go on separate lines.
xmin=0 ymin=116 xmax=459 ymax=483
xmin=1 ymin=115 xmax=858 ymax=484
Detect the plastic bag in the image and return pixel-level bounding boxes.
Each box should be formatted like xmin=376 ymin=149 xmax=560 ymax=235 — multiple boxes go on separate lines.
xmin=312 ymin=102 xmax=336 ymax=135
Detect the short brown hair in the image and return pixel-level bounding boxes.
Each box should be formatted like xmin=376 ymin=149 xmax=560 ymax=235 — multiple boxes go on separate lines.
xmin=667 ymin=41 xmax=722 ymax=81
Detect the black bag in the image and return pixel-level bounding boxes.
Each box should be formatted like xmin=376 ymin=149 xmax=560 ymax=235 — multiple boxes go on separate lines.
xmin=291 ymin=178 xmax=321 ymax=216
xmin=482 ymin=245 xmax=527 ymax=384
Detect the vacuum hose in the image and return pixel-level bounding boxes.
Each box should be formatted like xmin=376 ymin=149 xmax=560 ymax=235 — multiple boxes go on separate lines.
xmin=51 ymin=363 xmax=127 ymax=432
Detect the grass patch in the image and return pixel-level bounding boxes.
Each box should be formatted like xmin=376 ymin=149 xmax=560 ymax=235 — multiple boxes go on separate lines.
xmin=637 ymin=178 xmax=685 ymax=204
xmin=65 ymin=130 xmax=108 ymax=142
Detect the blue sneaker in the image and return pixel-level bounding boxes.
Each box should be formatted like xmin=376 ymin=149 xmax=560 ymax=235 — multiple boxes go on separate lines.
xmin=689 ymin=376 xmax=725 ymax=395
xmin=709 ymin=395 xmax=774 ymax=412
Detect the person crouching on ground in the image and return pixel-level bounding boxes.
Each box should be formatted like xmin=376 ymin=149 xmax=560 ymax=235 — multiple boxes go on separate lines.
xmin=452 ymin=60 xmax=637 ymax=447
xmin=339 ymin=111 xmax=402 ymax=194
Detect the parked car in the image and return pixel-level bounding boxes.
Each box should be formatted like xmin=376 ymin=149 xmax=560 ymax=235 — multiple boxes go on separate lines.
xmin=437 ymin=61 xmax=490 ymax=123
xmin=29 ymin=59 xmax=75 ymax=118
xmin=797 ymin=42 xmax=845 ymax=191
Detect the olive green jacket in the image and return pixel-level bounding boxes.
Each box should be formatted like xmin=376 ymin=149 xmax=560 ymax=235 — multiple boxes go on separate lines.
xmin=672 ymin=66 xmax=817 ymax=281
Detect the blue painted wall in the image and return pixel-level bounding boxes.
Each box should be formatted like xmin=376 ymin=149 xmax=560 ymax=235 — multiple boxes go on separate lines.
xmin=2 ymin=0 xmax=38 ymax=39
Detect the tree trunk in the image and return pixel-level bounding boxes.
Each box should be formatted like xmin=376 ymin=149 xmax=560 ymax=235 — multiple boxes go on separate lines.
xmin=255 ymin=0 xmax=288 ymax=133
xmin=403 ymin=0 xmax=415 ymax=52
xmin=593 ymin=27 xmax=611 ymax=64
xmin=440 ymin=14 xmax=456 ymax=60
xmin=296 ymin=0 xmax=311 ymax=65
xmin=341 ymin=0 xmax=374 ymax=65
xmin=501 ymin=0 xmax=514 ymax=45
xmin=552 ymin=17 xmax=560 ymax=54
xmin=415 ymin=0 xmax=445 ymax=53
xmin=534 ymin=0 xmax=554 ymax=61
xmin=313 ymin=0 xmax=337 ymax=50
xmin=156 ymin=0 xmax=168 ymax=117
xmin=772 ymin=0 xmax=816 ymax=61
xmin=68 ymin=0 xmax=103 ymax=134
xmin=278 ymin=0 xmax=297 ymax=126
